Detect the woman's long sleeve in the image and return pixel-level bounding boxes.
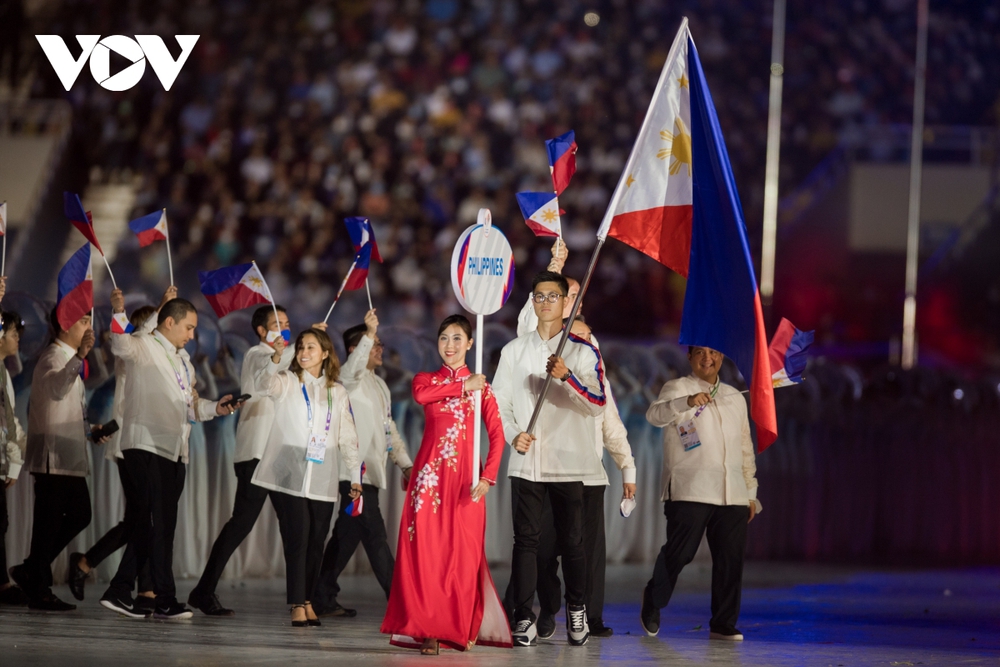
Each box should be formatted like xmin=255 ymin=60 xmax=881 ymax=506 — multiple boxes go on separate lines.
xmin=412 ymin=372 xmax=464 ymax=405
xmin=479 ymin=387 xmax=506 ymax=485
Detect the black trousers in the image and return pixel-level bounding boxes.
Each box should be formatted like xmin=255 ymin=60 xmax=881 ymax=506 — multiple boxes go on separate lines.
xmin=504 ymin=482 xmax=608 ymax=623
xmin=313 ymin=482 xmax=394 ymax=608
xmin=192 ymin=459 xmax=274 ymax=597
xmin=510 ymin=478 xmax=587 ymax=622
xmin=108 ymin=450 xmax=185 ymax=607
xmin=270 ymin=490 xmax=335 ymax=605
xmin=23 ymin=473 xmax=91 ymax=594
xmin=647 ymin=500 xmax=749 ymax=633
xmin=86 ymin=460 xmax=153 ymax=592
xmin=0 ymin=483 xmax=8 ymax=586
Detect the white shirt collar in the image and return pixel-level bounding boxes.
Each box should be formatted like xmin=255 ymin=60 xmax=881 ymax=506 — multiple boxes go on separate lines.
xmin=54 ymin=338 xmax=77 ymax=357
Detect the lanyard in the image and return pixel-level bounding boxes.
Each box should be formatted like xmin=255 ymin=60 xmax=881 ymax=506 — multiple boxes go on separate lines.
xmin=693 ymin=379 xmax=720 ymax=418
xmin=154 ymin=336 xmax=193 ymax=407
xmin=301 ymin=383 xmax=333 ymax=435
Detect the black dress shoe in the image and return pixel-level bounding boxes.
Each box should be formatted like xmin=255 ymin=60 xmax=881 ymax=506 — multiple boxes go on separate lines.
xmin=291 ymin=605 xmax=308 ymax=627
xmin=590 ymin=620 xmax=614 ymax=638
xmin=9 ymin=564 xmax=32 ymax=594
xmin=536 ymin=613 xmax=557 ymax=639
xmin=68 ymin=552 xmax=88 ymax=601
xmin=640 ymin=584 xmax=660 ymax=637
xmin=187 ymin=590 xmax=235 ymax=616
xmin=0 ymin=586 xmax=29 ymax=605
xmin=29 ymin=592 xmax=76 ymax=611
xmin=313 ymin=602 xmax=356 ymax=618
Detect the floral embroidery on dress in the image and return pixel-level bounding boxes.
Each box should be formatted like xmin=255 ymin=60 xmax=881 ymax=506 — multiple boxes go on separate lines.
xmin=408 ymin=371 xmax=482 ymax=540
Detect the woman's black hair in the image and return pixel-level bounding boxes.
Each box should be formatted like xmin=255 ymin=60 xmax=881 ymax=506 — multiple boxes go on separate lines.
xmin=437 ymin=314 xmax=473 ymax=339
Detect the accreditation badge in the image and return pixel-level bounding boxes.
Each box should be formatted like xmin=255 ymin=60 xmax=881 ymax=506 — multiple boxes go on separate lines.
xmin=677 ymin=419 xmax=702 ymax=452
xmin=306 ymin=434 xmax=326 ymax=464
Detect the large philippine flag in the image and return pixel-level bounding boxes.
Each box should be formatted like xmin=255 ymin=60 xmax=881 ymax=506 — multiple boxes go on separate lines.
xmin=515 ymin=191 xmax=562 ymax=238
xmin=63 ymin=192 xmax=104 ymax=255
xmin=128 ymin=210 xmax=169 ymax=247
xmin=56 ymin=242 xmax=93 ymax=332
xmin=597 ymin=19 xmax=777 ymax=450
xmin=198 ymin=262 xmax=273 ymax=318
xmin=343 ymin=216 xmax=383 ymax=263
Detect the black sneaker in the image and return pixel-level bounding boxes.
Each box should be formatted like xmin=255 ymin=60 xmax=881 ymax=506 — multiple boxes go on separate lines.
xmin=512 ymin=618 xmax=537 ymax=647
xmin=536 ymin=613 xmax=556 ymax=639
xmin=134 ymin=596 xmax=156 ymax=614
xmin=101 ymin=591 xmax=151 ymax=619
xmin=590 ymin=619 xmax=614 ymax=638
xmin=640 ymin=584 xmax=660 ymax=637
xmin=29 ymin=592 xmax=76 ymax=611
xmin=566 ymin=604 xmax=589 ymax=646
xmin=68 ymin=552 xmax=88 ymax=601
xmin=0 ymin=585 xmax=28 ymax=606
xmin=313 ymin=602 xmax=356 ymax=618
xmin=187 ymin=590 xmax=235 ymax=617
xmin=153 ymin=603 xmax=194 ymax=620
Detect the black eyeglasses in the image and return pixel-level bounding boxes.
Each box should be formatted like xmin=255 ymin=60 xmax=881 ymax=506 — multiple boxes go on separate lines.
xmin=531 ymin=292 xmax=565 ymax=304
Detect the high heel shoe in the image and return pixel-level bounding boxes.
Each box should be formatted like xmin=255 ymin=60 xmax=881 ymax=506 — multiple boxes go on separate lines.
xmin=420 ymin=638 xmax=439 ymax=655
xmin=304 ymin=602 xmax=321 ymax=627
xmin=291 ymin=604 xmax=308 ymax=627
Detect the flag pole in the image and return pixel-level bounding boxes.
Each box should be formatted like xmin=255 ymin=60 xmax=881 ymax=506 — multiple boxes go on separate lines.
xmin=323 ymin=259 xmax=358 ymax=324
xmin=252 ymin=260 xmax=280 ymax=330
xmin=163 ymin=209 xmax=174 ymax=286
xmin=472 ymin=312 xmax=483 ymax=491
xmin=1 ymin=200 xmax=6 ymax=276
xmin=365 ymin=278 xmax=373 ymax=310
xmin=99 ymin=252 xmax=118 ymax=290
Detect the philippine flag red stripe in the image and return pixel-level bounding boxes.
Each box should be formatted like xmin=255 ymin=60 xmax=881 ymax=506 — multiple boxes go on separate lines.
xmin=343 ymin=243 xmax=372 ymax=291
xmin=545 ymin=130 xmax=578 ymax=196
xmin=597 ymin=21 xmax=777 ymax=450
xmin=56 ymin=242 xmax=93 ymax=332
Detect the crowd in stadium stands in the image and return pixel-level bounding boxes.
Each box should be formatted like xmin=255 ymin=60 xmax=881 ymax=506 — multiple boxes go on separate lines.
xmin=31 ymin=0 xmax=1000 ymax=337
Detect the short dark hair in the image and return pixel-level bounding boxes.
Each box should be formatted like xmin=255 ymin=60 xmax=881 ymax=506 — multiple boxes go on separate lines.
xmin=437 ymin=314 xmax=473 ymax=339
xmin=343 ymin=323 xmax=367 ymax=353
xmin=531 ymin=271 xmax=568 ymax=296
xmin=251 ymin=304 xmax=286 ymax=336
xmin=562 ymin=314 xmax=586 ymax=326
xmin=49 ymin=306 xmax=62 ymax=334
xmin=2 ymin=310 xmax=24 ymax=335
xmin=157 ymin=298 xmax=197 ymax=326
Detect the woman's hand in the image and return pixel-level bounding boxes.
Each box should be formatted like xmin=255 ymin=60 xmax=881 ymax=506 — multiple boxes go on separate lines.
xmin=349 ymin=483 xmax=363 ymax=499
xmin=464 ymin=374 xmax=486 ymax=393
xmin=471 ymin=479 xmax=490 ymax=502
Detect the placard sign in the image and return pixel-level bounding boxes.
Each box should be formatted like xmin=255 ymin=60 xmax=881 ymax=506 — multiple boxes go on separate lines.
xmin=451 ymin=209 xmax=516 ymax=316
xmin=450 ymin=209 xmax=515 ymax=492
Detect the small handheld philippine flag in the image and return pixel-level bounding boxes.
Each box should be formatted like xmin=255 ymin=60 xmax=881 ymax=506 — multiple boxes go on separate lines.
xmin=343 ymin=217 xmax=383 ymax=263
xmin=198 ymin=262 xmax=273 ymax=318
xmin=768 ymin=318 xmax=814 ymax=388
xmin=63 ymin=192 xmax=103 ymax=255
xmin=343 ymin=243 xmax=373 ymax=291
xmin=56 ymin=242 xmax=93 ymax=332
xmin=128 ymin=210 xmax=168 ymax=247
xmin=515 ymin=191 xmax=562 ymax=238
xmin=111 ymin=312 xmax=134 ymax=335
xmin=545 ymin=130 xmax=578 ymax=196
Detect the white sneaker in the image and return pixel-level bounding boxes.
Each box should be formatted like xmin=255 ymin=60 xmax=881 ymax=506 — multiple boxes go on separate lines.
xmin=512 ymin=618 xmax=537 ymax=647
xmin=710 ymin=629 xmax=744 ymax=641
xmin=566 ymin=604 xmax=590 ymax=646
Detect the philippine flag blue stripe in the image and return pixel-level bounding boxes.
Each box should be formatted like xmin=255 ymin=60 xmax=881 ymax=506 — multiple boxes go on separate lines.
xmin=57 ymin=242 xmax=91 ymax=301
xmin=199 ymin=262 xmax=254 ymax=295
xmin=515 ymin=191 xmax=556 ymax=219
xmin=128 ymin=210 xmax=162 ymax=233
xmin=681 ymin=35 xmax=777 ymax=449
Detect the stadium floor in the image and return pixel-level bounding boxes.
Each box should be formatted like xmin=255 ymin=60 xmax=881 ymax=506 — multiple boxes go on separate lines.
xmin=2 ymin=563 xmax=998 ymax=665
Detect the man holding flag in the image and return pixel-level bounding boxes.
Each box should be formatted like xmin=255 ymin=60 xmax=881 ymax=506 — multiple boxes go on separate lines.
xmin=10 ymin=296 xmax=106 ymax=610
xmin=100 ymin=289 xmax=239 ymax=620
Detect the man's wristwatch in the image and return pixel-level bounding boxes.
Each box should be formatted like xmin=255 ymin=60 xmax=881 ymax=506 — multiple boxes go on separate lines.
xmin=561 ymin=371 xmax=572 ymax=382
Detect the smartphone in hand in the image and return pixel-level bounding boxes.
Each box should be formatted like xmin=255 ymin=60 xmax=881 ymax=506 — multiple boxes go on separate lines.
xmin=221 ymin=394 xmax=251 ymax=409
xmin=91 ymin=420 xmax=119 ymax=441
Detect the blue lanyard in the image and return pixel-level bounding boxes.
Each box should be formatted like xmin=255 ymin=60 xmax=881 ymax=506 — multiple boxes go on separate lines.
xmin=693 ymin=379 xmax=720 ymax=418
xmin=301 ymin=383 xmax=333 ymax=435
